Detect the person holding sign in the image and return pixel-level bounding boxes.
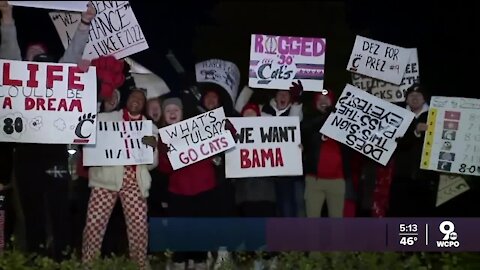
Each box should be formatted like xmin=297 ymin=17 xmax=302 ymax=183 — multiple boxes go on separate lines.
xmin=263 ymin=81 xmax=304 ymax=217
xmin=82 ymin=88 xmax=158 ymax=270
xmin=302 ymin=90 xmax=353 ymax=217
xmin=158 ymin=97 xmax=221 ymax=270
xmin=390 ymin=84 xmax=438 ymax=217
xmin=0 ymin=1 xmax=97 ymax=260
xmin=0 ymin=1 xmax=96 ymax=64
xmin=0 ymin=142 xmax=14 ymax=251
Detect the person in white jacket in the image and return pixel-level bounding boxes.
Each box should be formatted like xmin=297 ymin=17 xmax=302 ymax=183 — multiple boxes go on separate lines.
xmin=235 ymin=84 xmax=303 ymax=120
xmin=0 ymin=1 xmax=97 ymax=260
xmin=82 ymin=88 xmax=158 ymax=270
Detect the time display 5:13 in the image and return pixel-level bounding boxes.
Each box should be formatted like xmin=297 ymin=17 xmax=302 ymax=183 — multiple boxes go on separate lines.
xmin=399 ymin=224 xmax=418 ymax=232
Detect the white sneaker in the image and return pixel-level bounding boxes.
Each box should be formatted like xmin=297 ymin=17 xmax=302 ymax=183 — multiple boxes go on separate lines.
xmin=170 ymin=262 xmax=185 ymax=270
xmin=268 ymin=257 xmax=278 ymax=270
xmin=188 ymin=260 xmax=194 ymax=269
xmin=213 ymin=248 xmax=230 ymax=270
xmin=194 ymin=262 xmax=208 ymax=270
xmin=253 ymin=259 xmax=265 ymax=270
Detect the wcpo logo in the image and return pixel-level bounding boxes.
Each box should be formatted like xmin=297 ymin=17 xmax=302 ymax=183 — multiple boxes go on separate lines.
xmin=436 ymin=221 xmax=460 ymax=248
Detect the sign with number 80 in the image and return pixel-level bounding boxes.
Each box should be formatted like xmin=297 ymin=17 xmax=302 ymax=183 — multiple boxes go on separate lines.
xmin=3 ymin=117 xmax=24 ymax=135
xmin=1 ymin=113 xmax=26 ymax=139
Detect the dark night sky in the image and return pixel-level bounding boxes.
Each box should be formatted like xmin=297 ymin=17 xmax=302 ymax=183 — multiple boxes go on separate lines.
xmin=9 ymin=0 xmax=479 ymax=99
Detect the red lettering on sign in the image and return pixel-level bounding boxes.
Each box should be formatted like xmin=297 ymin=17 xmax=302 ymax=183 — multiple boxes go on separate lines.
xmin=26 ymin=64 xmax=39 ymax=88
xmin=24 ymin=98 xmax=82 ymax=112
xmin=240 ymin=148 xmax=284 ymax=169
xmin=2 ymin=63 xmax=22 ymax=86
xmin=2 ymin=97 xmax=12 ymax=109
xmin=46 ymin=65 xmax=64 ymax=89
xmin=68 ymin=66 xmax=85 ymax=91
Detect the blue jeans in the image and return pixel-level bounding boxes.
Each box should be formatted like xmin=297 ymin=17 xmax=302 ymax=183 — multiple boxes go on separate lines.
xmin=294 ymin=178 xmax=306 ymax=217
xmin=275 ymin=177 xmax=305 ymax=217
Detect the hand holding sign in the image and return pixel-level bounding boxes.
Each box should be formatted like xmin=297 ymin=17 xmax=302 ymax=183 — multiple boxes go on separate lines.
xmin=81 ymin=2 xmax=96 ymax=24
xmin=0 ymin=1 xmax=13 ymax=24
xmin=142 ymin=136 xmax=157 ymax=148
xmin=158 ymin=142 xmax=169 ymax=154
xmin=416 ymin=122 xmax=428 ymax=133
xmin=289 ymin=80 xmax=303 ymax=103
xmin=225 ymin=119 xmax=237 ymax=136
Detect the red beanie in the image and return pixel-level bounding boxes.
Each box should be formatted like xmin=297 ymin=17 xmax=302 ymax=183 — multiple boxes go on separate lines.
xmin=26 ymin=42 xmax=48 ymax=54
xmin=314 ymin=89 xmax=335 ymax=105
xmin=241 ymin=103 xmax=261 ymax=116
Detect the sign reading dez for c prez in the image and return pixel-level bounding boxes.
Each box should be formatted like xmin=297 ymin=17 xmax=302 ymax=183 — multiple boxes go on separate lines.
xmin=0 ymin=59 xmax=97 ymax=144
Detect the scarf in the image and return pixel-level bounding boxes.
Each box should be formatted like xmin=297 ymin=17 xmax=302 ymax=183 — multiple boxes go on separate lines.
xmin=122 ymin=108 xmax=143 ymax=171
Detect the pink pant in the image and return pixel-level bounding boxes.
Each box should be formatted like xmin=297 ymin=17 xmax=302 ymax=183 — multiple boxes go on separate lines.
xmin=82 ymin=167 xmax=148 ymax=269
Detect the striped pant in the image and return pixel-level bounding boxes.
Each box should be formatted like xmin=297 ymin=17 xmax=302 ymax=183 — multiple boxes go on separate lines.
xmin=82 ymin=166 xmax=148 ymax=269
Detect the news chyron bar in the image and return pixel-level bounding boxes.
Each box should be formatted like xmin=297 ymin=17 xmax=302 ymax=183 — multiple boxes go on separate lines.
xmin=148 ymin=218 xmax=480 ymax=252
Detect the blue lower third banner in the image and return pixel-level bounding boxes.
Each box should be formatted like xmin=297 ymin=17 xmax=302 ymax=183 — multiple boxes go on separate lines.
xmin=148 ymin=218 xmax=480 ymax=252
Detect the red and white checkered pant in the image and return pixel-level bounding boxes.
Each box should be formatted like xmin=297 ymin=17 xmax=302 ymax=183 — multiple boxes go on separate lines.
xmin=82 ymin=166 xmax=148 ymax=269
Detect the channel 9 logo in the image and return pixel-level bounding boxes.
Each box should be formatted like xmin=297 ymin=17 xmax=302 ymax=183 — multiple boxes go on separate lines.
xmin=436 ymin=220 xmax=460 ymax=248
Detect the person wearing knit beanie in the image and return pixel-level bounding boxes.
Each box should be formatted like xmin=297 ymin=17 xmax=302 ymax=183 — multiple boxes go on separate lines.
xmin=102 ymin=89 xmax=122 ymax=113
xmin=313 ymin=89 xmax=335 ymax=113
xmin=241 ymin=103 xmax=261 ymax=117
xmin=405 ymin=83 xmax=429 ymax=118
xmin=25 ymin=42 xmax=48 ymax=61
xmin=162 ymin=97 xmax=183 ymax=125
xmin=302 ymin=88 xmax=353 ymax=218
xmin=157 ymin=98 xmax=218 ymax=269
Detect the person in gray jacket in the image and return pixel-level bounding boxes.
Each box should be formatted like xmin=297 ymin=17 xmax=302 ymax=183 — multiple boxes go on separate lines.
xmin=0 ymin=1 xmax=96 ymax=260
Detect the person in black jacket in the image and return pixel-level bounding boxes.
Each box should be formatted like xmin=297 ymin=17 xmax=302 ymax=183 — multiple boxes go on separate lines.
xmin=301 ymin=90 xmax=354 ymax=217
xmin=389 ymin=83 xmax=438 ymax=217
xmin=0 ymin=142 xmax=14 ymax=250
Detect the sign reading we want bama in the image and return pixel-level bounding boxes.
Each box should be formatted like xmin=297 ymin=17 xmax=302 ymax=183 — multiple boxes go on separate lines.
xmin=320 ymin=84 xmax=415 ymax=165
xmin=0 ymin=59 xmax=97 ymax=144
xmin=225 ymin=116 xmax=303 ymax=178
xmin=50 ymin=1 xmax=148 ymax=60
xmin=159 ymin=107 xmax=236 ymax=170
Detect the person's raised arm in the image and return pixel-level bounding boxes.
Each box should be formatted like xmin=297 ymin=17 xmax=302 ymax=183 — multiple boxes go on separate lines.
xmin=234 ymin=86 xmax=254 ymax=113
xmin=59 ymin=2 xmax=96 ymax=63
xmin=0 ymin=1 xmax=21 ymax=60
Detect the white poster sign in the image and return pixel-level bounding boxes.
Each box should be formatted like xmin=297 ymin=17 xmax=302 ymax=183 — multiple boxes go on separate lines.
xmin=248 ymin=34 xmax=326 ymax=91
xmin=49 ymin=1 xmax=148 ymax=60
xmin=347 ymin=35 xmax=411 ymax=85
xmin=436 ymin=174 xmax=470 ymax=207
xmin=159 ymin=107 xmax=236 ymax=170
xmin=225 ymin=116 xmax=302 ymax=178
xmin=83 ymin=120 xmax=153 ymax=166
xmin=421 ymin=96 xmax=480 ymax=176
xmin=0 ymin=59 xmax=97 ymax=144
xmin=9 ymin=1 xmax=88 ymax=12
xmin=195 ymin=59 xmax=240 ymax=103
xmin=351 ymin=48 xmax=420 ymax=103
xmin=320 ymin=84 xmax=415 ymax=165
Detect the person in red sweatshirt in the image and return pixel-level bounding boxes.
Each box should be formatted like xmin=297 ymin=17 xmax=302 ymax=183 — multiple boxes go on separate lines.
xmin=301 ymin=90 xmax=353 ymax=217
xmin=158 ymin=97 xmax=218 ymax=270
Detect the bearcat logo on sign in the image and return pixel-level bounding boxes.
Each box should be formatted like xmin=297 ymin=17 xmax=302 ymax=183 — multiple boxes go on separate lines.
xmin=74 ymin=113 xmax=96 ymax=143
